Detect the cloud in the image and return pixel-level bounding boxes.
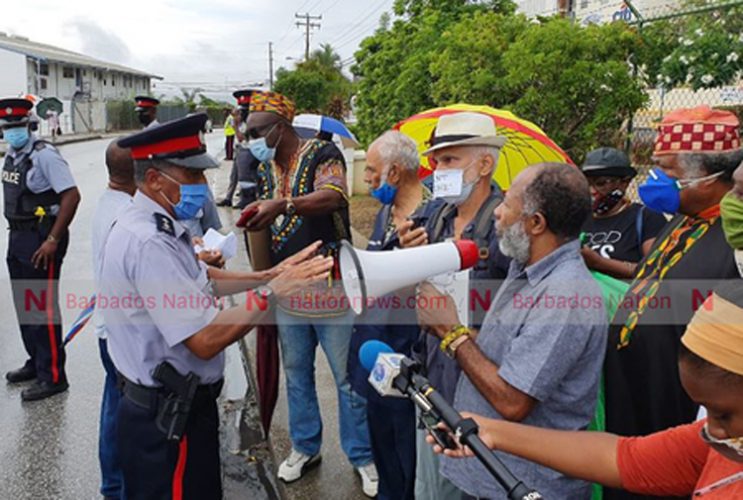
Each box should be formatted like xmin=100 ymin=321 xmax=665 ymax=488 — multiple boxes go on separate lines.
xmin=65 ymin=18 xmax=131 ymax=63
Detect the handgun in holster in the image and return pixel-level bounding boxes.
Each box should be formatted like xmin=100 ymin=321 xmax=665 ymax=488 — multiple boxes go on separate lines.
xmin=152 ymin=362 xmax=200 ymax=441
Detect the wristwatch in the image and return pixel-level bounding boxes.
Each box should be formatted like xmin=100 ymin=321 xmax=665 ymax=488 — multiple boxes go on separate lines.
xmin=46 ymin=234 xmax=58 ymax=243
xmin=285 ymin=197 xmax=296 ymax=217
xmin=254 ymin=285 xmax=277 ymax=308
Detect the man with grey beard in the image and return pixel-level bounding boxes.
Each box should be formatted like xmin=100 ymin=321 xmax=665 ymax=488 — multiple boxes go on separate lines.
xmin=418 ymin=163 xmax=608 ymax=499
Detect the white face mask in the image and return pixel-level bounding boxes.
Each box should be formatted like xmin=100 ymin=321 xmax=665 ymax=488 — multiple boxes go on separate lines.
xmin=433 ymin=162 xmax=478 ymax=206
xmin=701 ymin=423 xmax=743 ymax=463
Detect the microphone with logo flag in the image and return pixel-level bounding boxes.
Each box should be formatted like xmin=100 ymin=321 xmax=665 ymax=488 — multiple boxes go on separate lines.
xmin=359 ymin=340 xmax=543 ymax=500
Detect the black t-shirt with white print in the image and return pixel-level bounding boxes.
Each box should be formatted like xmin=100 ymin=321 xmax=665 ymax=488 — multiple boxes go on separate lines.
xmin=582 ymin=203 xmax=668 ymax=263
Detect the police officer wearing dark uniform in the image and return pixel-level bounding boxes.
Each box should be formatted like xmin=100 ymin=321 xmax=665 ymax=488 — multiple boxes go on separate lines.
xmin=135 ymin=95 xmax=160 ymax=128
xmin=1 ymin=97 xmax=81 ymax=401
xmin=99 ymin=113 xmax=332 ymax=499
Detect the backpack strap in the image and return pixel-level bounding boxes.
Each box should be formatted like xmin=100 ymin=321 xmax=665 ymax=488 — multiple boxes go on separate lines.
xmin=635 ymin=205 xmax=644 ymax=245
xmin=428 ymin=202 xmax=455 ymax=243
xmin=468 ymin=192 xmax=504 ymax=260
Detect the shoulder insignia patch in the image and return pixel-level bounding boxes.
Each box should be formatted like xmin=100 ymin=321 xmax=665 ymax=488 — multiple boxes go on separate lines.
xmin=154 ymin=213 xmax=175 ymax=236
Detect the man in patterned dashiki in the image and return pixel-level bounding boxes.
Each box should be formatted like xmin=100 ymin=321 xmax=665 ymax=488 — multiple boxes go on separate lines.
xmin=603 ymin=106 xmax=743 ymax=500
xmin=240 ymin=91 xmax=377 ymax=496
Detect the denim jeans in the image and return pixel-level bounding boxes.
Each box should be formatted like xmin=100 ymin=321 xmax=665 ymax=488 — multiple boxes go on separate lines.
xmin=99 ymin=338 xmax=123 ymax=499
xmin=276 ymin=309 xmax=372 ymax=467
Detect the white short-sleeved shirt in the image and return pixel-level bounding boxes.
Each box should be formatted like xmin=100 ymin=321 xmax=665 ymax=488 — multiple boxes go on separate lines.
xmin=91 ymin=188 xmax=133 ymax=339
xmin=98 ymin=190 xmax=222 ymax=386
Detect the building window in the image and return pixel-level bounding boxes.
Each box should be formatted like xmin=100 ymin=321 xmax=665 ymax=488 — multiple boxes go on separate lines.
xmin=39 ymin=63 xmax=49 ymax=76
xmin=83 ymin=70 xmax=87 ymax=76
xmin=112 ymin=75 xmax=116 ymax=86
xmin=40 ymin=78 xmax=47 ymax=90
xmin=63 ymin=66 xmax=74 ymax=78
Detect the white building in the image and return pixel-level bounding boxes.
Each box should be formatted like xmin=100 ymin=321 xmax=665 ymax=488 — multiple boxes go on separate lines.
xmin=0 ymin=32 xmax=161 ymax=133
xmin=517 ymin=0 xmax=680 ymax=24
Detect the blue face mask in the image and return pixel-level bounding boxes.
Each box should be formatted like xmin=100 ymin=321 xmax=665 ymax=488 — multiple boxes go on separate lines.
xmin=248 ymin=123 xmax=280 ymax=163
xmin=159 ymin=172 xmax=209 ymax=220
xmin=639 ymin=168 xmax=724 ymax=215
xmin=370 ymin=170 xmax=398 ymax=204
xmin=4 ymin=126 xmax=30 ymax=149
xmin=638 ymin=168 xmax=682 ymax=214
xmin=248 ymin=137 xmax=277 ymax=163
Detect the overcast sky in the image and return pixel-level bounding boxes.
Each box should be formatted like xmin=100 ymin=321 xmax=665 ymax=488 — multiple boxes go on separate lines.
xmin=2 ymin=0 xmax=395 ymax=91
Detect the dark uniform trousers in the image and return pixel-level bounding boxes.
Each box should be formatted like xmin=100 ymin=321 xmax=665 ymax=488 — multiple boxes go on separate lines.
xmin=6 ymin=223 xmax=69 ymax=384
xmin=368 ymin=397 xmax=417 ymax=500
xmin=117 ymin=383 xmax=222 ymax=500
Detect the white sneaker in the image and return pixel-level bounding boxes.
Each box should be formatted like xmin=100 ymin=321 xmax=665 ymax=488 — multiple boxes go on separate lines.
xmin=277 ymin=449 xmax=321 ymax=483
xmin=356 ymin=462 xmax=379 ymax=498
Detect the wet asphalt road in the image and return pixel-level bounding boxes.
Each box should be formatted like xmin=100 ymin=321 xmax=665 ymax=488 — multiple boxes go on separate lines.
xmin=0 ymin=133 xmax=368 ymax=500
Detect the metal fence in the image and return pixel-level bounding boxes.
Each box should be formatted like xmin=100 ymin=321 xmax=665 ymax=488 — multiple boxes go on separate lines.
xmin=623 ymin=0 xmax=743 ymax=200
xmin=104 ymin=101 xmax=227 ymax=132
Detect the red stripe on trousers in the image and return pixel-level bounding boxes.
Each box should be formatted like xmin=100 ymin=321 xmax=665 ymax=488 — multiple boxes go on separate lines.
xmin=46 ymin=261 xmax=59 ymax=383
xmin=172 ymin=435 xmax=188 ymax=500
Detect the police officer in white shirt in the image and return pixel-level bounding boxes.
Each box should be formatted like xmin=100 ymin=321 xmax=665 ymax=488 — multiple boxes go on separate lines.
xmin=1 ymin=97 xmax=81 ymax=401
xmin=100 ymin=113 xmax=332 ymax=499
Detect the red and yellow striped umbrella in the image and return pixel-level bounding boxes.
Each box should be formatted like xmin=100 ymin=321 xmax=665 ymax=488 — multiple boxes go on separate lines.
xmin=394 ymin=103 xmax=573 ymax=190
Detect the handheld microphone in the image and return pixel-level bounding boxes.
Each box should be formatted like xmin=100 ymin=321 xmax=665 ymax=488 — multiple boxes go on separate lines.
xmin=359 ymin=340 xmax=406 ymax=398
xmin=359 ymin=340 xmax=543 ymax=500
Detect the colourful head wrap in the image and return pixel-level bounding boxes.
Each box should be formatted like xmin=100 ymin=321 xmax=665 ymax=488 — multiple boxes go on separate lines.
xmin=248 ymin=91 xmax=296 ymax=122
xmin=654 ymin=106 xmax=740 ymax=156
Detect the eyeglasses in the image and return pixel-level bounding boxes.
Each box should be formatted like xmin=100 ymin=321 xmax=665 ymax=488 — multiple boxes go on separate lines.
xmin=588 ymin=177 xmax=630 ymax=189
xmin=247 ymin=122 xmax=278 ymax=140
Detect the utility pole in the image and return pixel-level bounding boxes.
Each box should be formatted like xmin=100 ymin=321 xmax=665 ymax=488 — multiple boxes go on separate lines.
xmin=295 ymin=12 xmax=321 ymax=61
xmin=268 ymin=41 xmax=274 ymax=89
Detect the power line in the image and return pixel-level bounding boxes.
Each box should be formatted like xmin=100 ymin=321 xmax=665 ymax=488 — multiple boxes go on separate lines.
xmin=295 ymin=12 xmax=322 ymax=60
xmin=324 ymin=0 xmax=388 ymax=47
xmin=319 ymin=0 xmax=343 ymax=15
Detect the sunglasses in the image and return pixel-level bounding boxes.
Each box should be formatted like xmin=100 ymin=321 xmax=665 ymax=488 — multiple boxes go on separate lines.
xmin=247 ymin=122 xmax=279 ymax=140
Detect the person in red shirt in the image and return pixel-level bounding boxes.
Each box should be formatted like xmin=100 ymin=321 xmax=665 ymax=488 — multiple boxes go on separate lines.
xmin=428 ymin=280 xmax=743 ymax=499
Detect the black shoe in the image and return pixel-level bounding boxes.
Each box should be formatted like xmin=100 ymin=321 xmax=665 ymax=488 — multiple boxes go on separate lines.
xmin=6 ymin=365 xmax=36 ymax=384
xmin=216 ymin=199 xmax=232 ymax=207
xmin=21 ymin=380 xmax=69 ymax=401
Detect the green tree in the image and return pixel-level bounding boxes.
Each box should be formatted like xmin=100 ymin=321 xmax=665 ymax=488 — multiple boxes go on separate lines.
xmin=273 ymin=44 xmax=352 ymax=119
xmin=352 ymin=1 xmax=514 ymax=145
xmin=354 ymin=5 xmax=646 ymax=160
xmin=638 ymin=2 xmax=743 ymax=90
xmin=429 ymin=11 xmax=529 ymax=104
xmin=498 ymin=18 xmax=647 ymax=160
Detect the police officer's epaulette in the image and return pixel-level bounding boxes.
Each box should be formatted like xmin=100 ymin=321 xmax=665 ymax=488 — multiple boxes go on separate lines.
xmin=154 ymin=213 xmax=175 ymax=236
xmin=33 ymin=140 xmax=51 ymax=151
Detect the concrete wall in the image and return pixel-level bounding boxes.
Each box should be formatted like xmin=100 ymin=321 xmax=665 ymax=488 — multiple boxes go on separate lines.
xmin=0 ymin=49 xmax=28 ymax=96
xmin=352 ymin=150 xmax=368 ymax=196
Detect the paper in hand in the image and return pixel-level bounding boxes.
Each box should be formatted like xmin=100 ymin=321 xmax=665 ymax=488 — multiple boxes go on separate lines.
xmin=193 ymin=228 xmax=238 ymax=260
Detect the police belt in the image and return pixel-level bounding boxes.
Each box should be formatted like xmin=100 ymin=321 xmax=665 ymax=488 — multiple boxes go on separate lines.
xmin=7 ymin=216 xmax=56 ymax=231
xmin=120 ymin=375 xmax=223 ymax=411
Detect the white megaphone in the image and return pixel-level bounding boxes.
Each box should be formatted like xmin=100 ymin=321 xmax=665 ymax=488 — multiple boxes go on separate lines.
xmin=339 ymin=239 xmax=479 ymax=315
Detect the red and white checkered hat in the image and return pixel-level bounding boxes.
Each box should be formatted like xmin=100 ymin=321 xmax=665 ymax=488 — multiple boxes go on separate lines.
xmin=654 ymin=106 xmax=740 ymax=156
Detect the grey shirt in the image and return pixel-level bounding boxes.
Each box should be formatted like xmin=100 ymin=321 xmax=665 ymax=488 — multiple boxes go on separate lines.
xmin=98 ymin=191 xmax=222 ymax=386
xmin=441 ymin=240 xmax=607 ymax=499
xmin=6 ymin=134 xmax=76 ymax=215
